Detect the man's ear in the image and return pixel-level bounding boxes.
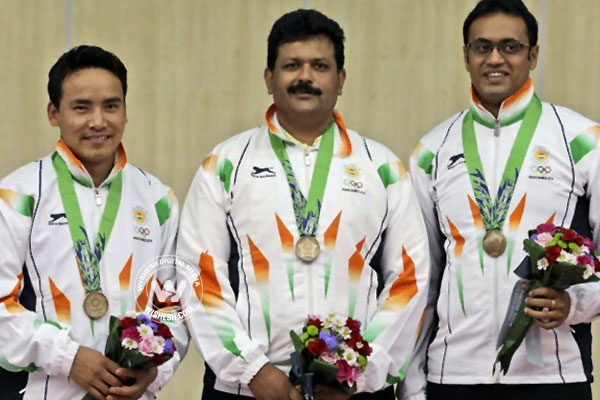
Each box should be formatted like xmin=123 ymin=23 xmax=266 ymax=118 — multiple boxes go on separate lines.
xmin=47 ymin=102 xmax=60 ymax=127
xmin=264 ymin=68 xmax=273 ymax=95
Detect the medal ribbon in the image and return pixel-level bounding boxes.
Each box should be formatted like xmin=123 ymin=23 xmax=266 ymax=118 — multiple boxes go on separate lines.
xmin=52 ymin=153 xmax=122 ymax=293
xmin=462 ymin=95 xmax=542 ymax=230
xmin=269 ymin=121 xmax=334 ymax=237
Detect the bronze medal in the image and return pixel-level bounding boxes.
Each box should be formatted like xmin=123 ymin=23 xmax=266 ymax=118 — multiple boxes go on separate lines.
xmin=483 ymin=229 xmax=507 ymax=258
xmin=295 ymin=236 xmax=320 ymax=263
xmin=83 ymin=291 xmax=109 ymax=319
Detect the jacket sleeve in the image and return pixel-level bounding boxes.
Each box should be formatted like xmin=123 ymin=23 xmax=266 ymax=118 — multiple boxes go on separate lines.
xmin=565 ymin=124 xmax=600 ymax=326
xmin=396 ymin=144 xmax=447 ymax=399
xmin=0 ymin=185 xmax=80 ymax=378
xmin=148 ymin=188 xmax=191 ymax=393
xmin=176 ymin=154 xmax=270 ymax=386
xmin=356 ymin=151 xmax=431 ymax=395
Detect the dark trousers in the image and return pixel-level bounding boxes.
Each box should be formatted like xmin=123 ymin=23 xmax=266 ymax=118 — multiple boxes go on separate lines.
xmin=202 ymin=363 xmax=396 ymax=399
xmin=427 ymin=382 xmax=591 ymax=400
xmin=201 ymin=384 xmax=396 ymax=399
xmin=0 ymin=369 xmax=27 ymax=400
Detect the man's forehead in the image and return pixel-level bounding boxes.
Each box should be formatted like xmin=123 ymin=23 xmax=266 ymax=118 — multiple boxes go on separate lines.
xmin=468 ymin=13 xmax=528 ymax=41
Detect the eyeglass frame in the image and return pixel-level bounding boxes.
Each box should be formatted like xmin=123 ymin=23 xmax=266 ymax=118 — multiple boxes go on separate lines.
xmin=465 ymin=39 xmax=533 ymax=57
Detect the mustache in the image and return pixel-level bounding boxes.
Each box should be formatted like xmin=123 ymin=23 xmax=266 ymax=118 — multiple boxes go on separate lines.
xmin=288 ymin=82 xmax=322 ymax=95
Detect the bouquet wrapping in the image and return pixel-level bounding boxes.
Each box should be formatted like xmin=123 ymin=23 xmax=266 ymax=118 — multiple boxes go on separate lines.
xmin=494 ymin=223 xmax=600 ymax=374
xmin=289 ymin=313 xmax=371 ymax=397
xmin=82 ymin=312 xmax=176 ymax=399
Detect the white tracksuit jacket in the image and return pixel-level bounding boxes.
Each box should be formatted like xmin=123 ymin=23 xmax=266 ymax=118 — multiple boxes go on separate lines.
xmin=177 ymin=106 xmax=430 ymax=397
xmin=0 ymin=141 xmax=188 ymax=399
xmin=409 ymin=79 xmax=600 ymax=391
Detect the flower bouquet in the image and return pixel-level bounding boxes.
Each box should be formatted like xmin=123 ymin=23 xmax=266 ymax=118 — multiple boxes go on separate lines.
xmin=82 ymin=312 xmax=176 ymax=399
xmin=289 ymin=314 xmax=371 ymax=398
xmin=494 ymin=223 xmax=600 ymax=374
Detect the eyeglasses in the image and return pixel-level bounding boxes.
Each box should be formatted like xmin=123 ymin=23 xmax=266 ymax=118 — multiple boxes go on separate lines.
xmin=466 ymin=39 xmax=532 ymax=57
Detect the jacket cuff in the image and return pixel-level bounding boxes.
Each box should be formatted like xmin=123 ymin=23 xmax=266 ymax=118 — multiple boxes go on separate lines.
xmin=235 ymin=333 xmax=270 ymax=385
xmin=148 ymin=352 xmax=179 ymax=393
xmin=564 ymin=286 xmax=582 ymax=325
xmin=57 ymin=334 xmax=80 ymax=377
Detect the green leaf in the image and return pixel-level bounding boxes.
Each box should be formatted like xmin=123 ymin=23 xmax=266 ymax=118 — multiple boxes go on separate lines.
xmin=494 ymin=304 xmax=533 ymax=375
xmin=105 ymin=316 xmax=123 ymax=364
xmin=546 ymin=262 xmax=599 ymax=290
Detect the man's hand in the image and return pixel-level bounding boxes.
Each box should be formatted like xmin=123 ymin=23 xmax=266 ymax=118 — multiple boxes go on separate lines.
xmin=106 ymin=366 xmax=158 ymax=400
xmin=69 ymin=346 xmax=123 ymax=400
xmin=524 ymin=287 xmax=571 ymax=329
xmin=248 ymin=363 xmax=303 ymax=400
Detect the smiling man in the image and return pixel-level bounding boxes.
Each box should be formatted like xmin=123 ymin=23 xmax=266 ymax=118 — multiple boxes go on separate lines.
xmin=408 ymin=1 xmax=600 ymax=399
xmin=0 ymin=45 xmax=187 ymax=400
xmin=177 ymin=8 xmax=430 ymax=400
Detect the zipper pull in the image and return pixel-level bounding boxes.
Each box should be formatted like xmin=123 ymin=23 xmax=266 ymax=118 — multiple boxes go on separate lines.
xmin=494 ymin=119 xmax=501 ymax=137
xmin=95 ymin=189 xmax=102 ymax=206
xmin=304 ymin=150 xmax=311 ymax=167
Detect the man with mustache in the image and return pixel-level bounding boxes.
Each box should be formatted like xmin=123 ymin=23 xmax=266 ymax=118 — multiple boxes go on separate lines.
xmin=177 ymin=8 xmax=430 ymax=400
xmin=408 ymin=0 xmax=600 ymax=399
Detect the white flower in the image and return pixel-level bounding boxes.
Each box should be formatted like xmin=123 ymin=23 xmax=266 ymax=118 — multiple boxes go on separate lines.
xmin=342 ymin=347 xmax=360 ymax=367
xmin=578 ymin=245 xmax=590 ymax=256
xmin=138 ymin=324 xmax=154 ymax=338
xmin=339 ymin=326 xmax=352 ymax=340
xmin=152 ymin=336 xmax=165 ymax=354
xmin=323 ymin=314 xmax=334 ymax=329
xmin=558 ymin=251 xmax=577 ymax=264
xmin=121 ymin=338 xmax=138 ymax=350
xmin=331 ymin=314 xmax=345 ymax=329
xmin=537 ymin=258 xmax=549 ymax=271
xmin=583 ymin=266 xmax=595 ymax=280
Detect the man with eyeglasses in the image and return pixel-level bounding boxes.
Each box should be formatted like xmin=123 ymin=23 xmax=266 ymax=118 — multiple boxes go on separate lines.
xmin=404 ymin=0 xmax=600 ymax=399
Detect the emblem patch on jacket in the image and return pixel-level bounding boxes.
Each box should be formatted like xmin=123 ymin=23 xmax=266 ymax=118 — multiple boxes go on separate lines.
xmin=133 ymin=206 xmax=153 ymax=243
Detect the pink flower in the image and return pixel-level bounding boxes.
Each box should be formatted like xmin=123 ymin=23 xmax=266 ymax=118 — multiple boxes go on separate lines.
xmin=577 ymin=255 xmax=593 ymax=267
xmin=535 ymin=232 xmax=553 ymax=247
xmin=335 ymin=360 xmax=361 ymax=387
xmin=537 ymin=223 xmax=557 ymax=235
xmin=582 ymin=237 xmax=595 ymax=251
xmin=138 ymin=338 xmax=154 ymax=357
xmin=121 ymin=326 xmax=141 ymax=342
xmin=320 ymin=351 xmax=339 ymax=364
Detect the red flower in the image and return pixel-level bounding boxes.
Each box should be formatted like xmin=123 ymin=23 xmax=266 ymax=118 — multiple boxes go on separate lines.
xmin=545 ymin=245 xmax=562 ymax=265
xmin=594 ymin=259 xmax=600 ymax=273
xmin=307 ymin=317 xmax=322 ymax=329
xmin=307 ymin=340 xmax=327 ymax=357
xmin=358 ymin=340 xmax=372 ymax=356
xmin=345 ymin=317 xmax=360 ymax=333
xmin=560 ymin=228 xmax=581 ymax=244
xmin=346 ymin=331 xmax=363 ymax=351
xmin=150 ymin=353 xmax=165 ymax=365
xmin=120 ymin=317 xmax=137 ymax=329
xmin=157 ymin=322 xmax=173 ymax=339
